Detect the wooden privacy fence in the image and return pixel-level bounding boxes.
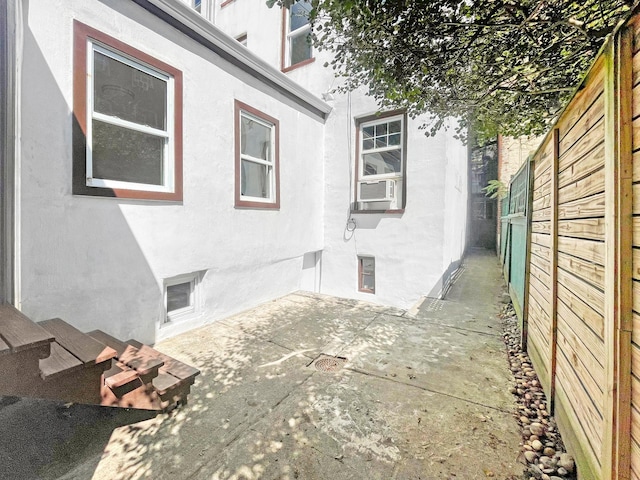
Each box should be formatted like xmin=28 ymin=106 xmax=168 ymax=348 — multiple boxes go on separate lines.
xmin=501 ymin=160 xmax=531 ymax=326
xmin=523 ymin=12 xmax=640 ymax=480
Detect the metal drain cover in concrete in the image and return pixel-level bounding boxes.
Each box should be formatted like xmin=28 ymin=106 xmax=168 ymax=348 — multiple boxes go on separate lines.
xmin=311 ymin=354 xmax=347 ymax=372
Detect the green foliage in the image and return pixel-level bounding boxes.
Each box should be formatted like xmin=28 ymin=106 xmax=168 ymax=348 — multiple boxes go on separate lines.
xmin=268 ymin=0 xmax=633 ymax=137
xmin=483 ymin=180 xmax=508 ymax=200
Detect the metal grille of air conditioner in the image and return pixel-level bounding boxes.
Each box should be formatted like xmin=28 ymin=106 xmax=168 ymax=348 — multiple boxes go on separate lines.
xmin=360 ymin=181 xmax=388 ymax=201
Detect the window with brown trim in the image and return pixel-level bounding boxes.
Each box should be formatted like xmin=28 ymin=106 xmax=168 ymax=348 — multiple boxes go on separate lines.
xmin=281 ymin=0 xmax=315 ymax=72
xmin=353 ymin=110 xmax=407 ymax=213
xmin=73 ymin=21 xmax=183 ymax=201
xmin=358 ymin=256 xmax=375 ymax=293
xmin=234 ymin=100 xmax=280 ymax=209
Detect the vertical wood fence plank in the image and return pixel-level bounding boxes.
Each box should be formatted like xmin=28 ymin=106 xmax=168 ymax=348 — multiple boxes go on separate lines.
xmin=603 ymin=25 xmax=633 ymax=480
xmin=550 ymin=129 xmax=560 ymax=413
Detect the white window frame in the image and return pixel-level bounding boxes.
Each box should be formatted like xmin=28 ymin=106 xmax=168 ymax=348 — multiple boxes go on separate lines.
xmin=239 ymin=110 xmax=276 ymax=204
xmin=164 ymin=273 xmax=199 ymax=324
xmin=285 ymin=0 xmax=313 ymax=67
xmin=85 ymin=41 xmax=175 ymax=193
xmin=359 ymin=114 xmax=405 ymax=181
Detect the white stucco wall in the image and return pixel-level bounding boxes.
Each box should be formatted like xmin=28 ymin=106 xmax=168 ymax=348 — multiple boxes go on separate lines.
xmin=214 ymin=0 xmax=282 ymax=68
xmin=18 ymin=0 xmax=325 ymax=343
xmin=319 ymin=91 xmax=468 ymax=309
xmin=15 ymin=0 xmax=469 ymax=344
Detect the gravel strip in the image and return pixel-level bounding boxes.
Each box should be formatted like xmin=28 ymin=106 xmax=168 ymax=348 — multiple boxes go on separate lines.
xmin=500 ymin=304 xmax=577 ymax=480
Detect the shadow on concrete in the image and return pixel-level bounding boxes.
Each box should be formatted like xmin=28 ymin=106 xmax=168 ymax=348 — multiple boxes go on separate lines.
xmin=0 ymin=396 xmax=156 ymax=480
xmin=17 ymin=250 xmax=524 ymax=480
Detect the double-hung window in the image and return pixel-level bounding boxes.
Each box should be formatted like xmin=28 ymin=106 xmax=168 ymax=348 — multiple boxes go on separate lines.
xmin=234 ymin=100 xmax=280 ymax=209
xmin=355 ymin=111 xmax=407 ymax=212
xmin=283 ymin=0 xmax=314 ymax=70
xmin=73 ymin=21 xmax=183 ymax=201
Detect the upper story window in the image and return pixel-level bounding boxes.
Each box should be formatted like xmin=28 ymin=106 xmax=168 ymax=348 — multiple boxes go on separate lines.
xmin=354 ymin=111 xmax=407 ymax=213
xmin=193 ymin=0 xmax=202 ymax=12
xmin=234 ymin=100 xmax=280 ymax=209
xmin=73 ymin=21 xmax=183 ymax=201
xmin=282 ymin=0 xmax=314 ymax=71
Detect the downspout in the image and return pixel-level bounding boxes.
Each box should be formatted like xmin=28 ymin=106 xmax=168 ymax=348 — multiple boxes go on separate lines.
xmin=0 ymin=0 xmax=20 ymax=306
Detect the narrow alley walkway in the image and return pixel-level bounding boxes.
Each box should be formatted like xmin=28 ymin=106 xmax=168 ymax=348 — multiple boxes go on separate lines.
xmin=0 ymin=249 xmax=523 ymax=480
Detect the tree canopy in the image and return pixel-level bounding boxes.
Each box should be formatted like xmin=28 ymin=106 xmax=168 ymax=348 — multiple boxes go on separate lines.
xmin=270 ymin=0 xmax=634 ymax=139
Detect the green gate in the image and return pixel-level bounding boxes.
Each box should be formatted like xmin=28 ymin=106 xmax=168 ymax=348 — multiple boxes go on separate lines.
xmin=500 ymin=160 xmax=532 ymax=323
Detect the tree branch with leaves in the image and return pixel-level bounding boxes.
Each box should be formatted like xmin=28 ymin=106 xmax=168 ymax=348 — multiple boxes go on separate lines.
xmin=269 ymin=0 xmax=634 ymax=140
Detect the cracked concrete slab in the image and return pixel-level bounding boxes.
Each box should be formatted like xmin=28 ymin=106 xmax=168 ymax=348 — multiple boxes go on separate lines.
xmin=0 ymin=249 xmax=524 ymax=480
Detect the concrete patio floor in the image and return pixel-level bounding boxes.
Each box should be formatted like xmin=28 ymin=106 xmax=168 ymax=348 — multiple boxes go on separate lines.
xmin=0 ymin=249 xmax=524 ymax=479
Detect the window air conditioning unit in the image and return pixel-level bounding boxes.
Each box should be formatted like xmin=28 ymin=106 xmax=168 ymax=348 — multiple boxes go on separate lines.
xmin=357 ymin=179 xmax=396 ymax=202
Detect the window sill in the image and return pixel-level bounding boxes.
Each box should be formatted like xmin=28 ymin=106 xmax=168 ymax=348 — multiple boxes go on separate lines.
xmin=235 ymin=200 xmax=280 ymax=210
xmin=358 ymin=289 xmax=375 ymax=294
xmin=282 ymin=57 xmax=315 ymax=73
xmin=73 ymin=184 xmax=183 ymax=202
xmin=351 ymin=208 xmax=405 ymax=215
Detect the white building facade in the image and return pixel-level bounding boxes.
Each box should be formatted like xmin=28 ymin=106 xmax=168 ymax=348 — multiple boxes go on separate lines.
xmin=1 ymin=0 xmax=468 ymax=345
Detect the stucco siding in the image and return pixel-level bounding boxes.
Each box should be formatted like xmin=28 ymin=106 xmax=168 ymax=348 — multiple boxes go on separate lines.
xmin=18 ymin=0 xmax=325 ymax=343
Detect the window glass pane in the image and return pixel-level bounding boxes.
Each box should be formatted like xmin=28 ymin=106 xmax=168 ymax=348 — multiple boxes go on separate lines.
xmin=241 ymin=116 xmax=271 ymax=161
xmin=93 ymin=51 xmax=167 ymax=130
xmin=362 ymin=150 xmax=402 ymax=176
xmin=362 ymin=258 xmax=374 ymax=273
xmin=389 ymin=121 xmax=401 ymax=134
xmin=92 ymin=120 xmax=164 ymax=185
xmin=362 ymin=274 xmax=374 ymax=290
xmin=167 ymin=282 xmax=192 ymax=312
xmin=389 ymin=133 xmax=401 ymax=146
xmin=362 ymin=126 xmax=374 ymax=139
xmin=375 ymin=137 xmax=387 ymax=148
xmin=375 ymin=124 xmax=387 ymax=136
xmin=290 ymin=1 xmax=312 ymax=31
xmin=241 ymin=160 xmax=270 ymax=198
xmin=363 ymin=138 xmax=374 ymax=150
xmin=290 ymin=32 xmax=312 ymax=65
xmin=193 ymin=0 xmax=201 ymax=12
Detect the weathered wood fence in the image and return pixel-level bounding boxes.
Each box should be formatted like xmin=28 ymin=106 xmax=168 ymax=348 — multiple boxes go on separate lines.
xmin=523 ymin=12 xmax=640 ymax=480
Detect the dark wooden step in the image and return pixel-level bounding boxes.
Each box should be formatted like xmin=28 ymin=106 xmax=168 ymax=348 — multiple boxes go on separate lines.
xmin=87 ymin=330 xmax=163 ymax=377
xmin=0 ymin=306 xmax=55 ymax=396
xmin=39 ymin=342 xmax=83 ymax=380
xmin=126 ymin=340 xmax=199 ymax=407
xmin=103 ymin=362 xmax=139 ymax=390
xmin=127 ymin=340 xmax=200 ymax=382
xmin=0 ymin=305 xmax=53 ymax=355
xmin=39 ymin=319 xmax=116 ymax=367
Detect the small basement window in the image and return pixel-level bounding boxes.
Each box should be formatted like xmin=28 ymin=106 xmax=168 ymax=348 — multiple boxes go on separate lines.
xmin=164 ymin=274 xmax=198 ymax=323
xmin=358 ymin=256 xmax=375 ymax=294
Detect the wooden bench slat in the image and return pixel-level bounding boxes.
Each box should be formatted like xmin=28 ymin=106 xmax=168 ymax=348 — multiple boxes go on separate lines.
xmin=153 ymin=372 xmax=182 ymax=395
xmin=103 ymin=361 xmax=139 ymax=389
xmin=87 ymin=330 xmax=163 ymax=376
xmin=0 ymin=305 xmax=53 ymax=352
xmin=39 ymin=342 xmax=83 ymax=380
xmin=127 ymin=340 xmax=200 ymax=381
xmin=39 ymin=318 xmax=116 ymax=366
